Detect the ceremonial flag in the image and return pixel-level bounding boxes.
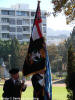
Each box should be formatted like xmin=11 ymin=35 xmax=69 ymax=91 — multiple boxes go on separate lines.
xmin=23 ymin=1 xmax=46 ymax=76
xmin=44 ymin=51 xmax=52 ymax=100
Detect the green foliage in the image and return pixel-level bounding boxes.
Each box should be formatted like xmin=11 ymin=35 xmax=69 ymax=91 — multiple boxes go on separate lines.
xmin=10 ymin=38 xmax=20 ymax=69
xmin=67 ymin=89 xmax=73 ymax=100
xmin=66 ymin=45 xmax=75 ymax=100
xmin=47 ymin=44 xmax=58 ymax=62
xmin=0 ymin=40 xmax=11 ymax=61
xmin=65 ymin=27 xmax=75 ymax=100
xmin=0 ymin=39 xmax=28 ymax=70
xmin=47 ymin=44 xmax=59 ymax=72
xmin=48 ymin=43 xmax=66 ymax=72
xmin=17 ymin=43 xmax=28 ymax=70
xmin=52 ymin=73 xmax=58 ymax=80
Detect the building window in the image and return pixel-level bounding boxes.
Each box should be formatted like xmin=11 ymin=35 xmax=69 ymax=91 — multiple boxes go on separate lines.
xmin=41 ymin=12 xmax=46 ymax=18
xmin=9 ymin=35 xmax=16 ymax=39
xmin=9 ymin=27 xmax=16 ymax=32
xmin=2 ymin=25 xmax=9 ymax=31
xmin=9 ymin=10 xmax=15 ymax=16
xmin=1 ymin=10 xmax=9 ymax=15
xmin=23 ymin=26 xmax=30 ymax=32
xmin=1 ymin=10 xmax=15 ymax=16
xmin=22 ymin=19 xmax=30 ymax=24
xmin=16 ymin=11 xmax=22 ymax=16
xmin=17 ymin=26 xmax=22 ymax=32
xmin=16 ymin=11 xmax=29 ymax=16
xmin=24 ymin=11 xmax=29 ymax=17
xmin=9 ymin=18 xmax=15 ymax=24
xmin=43 ymin=27 xmax=46 ymax=33
xmin=17 ymin=20 xmax=22 ymax=25
xmin=17 ymin=34 xmax=23 ymax=40
xmin=42 ymin=19 xmax=46 ymax=26
xmin=23 ymin=34 xmax=30 ymax=39
xmin=31 ymin=12 xmax=35 ymax=17
xmin=21 ymin=11 xmax=26 ymax=16
xmin=1 ymin=18 xmax=9 ymax=23
xmin=31 ymin=19 xmax=34 ymax=24
xmin=2 ymin=33 xmax=9 ymax=38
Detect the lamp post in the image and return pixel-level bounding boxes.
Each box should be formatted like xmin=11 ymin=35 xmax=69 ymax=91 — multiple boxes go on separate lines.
xmin=8 ymin=54 xmax=11 ymax=70
xmin=2 ymin=61 xmax=6 ymax=79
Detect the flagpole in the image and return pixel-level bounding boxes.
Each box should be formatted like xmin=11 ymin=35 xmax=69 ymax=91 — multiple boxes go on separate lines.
xmin=38 ymin=0 xmax=41 ymax=4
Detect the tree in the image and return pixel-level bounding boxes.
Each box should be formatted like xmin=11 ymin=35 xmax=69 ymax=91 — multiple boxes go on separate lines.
xmin=66 ymin=45 xmax=75 ymax=100
xmin=52 ymin=0 xmax=75 ymax=24
xmin=51 ymin=58 xmax=62 ymax=72
xmin=0 ymin=40 xmax=11 ymax=61
xmin=47 ymin=44 xmax=58 ymax=62
xmin=10 ymin=38 xmax=29 ymax=70
xmin=47 ymin=44 xmax=63 ymax=72
xmin=0 ymin=39 xmax=29 ymax=70
xmin=10 ymin=38 xmax=20 ymax=69
xmin=17 ymin=43 xmax=28 ymax=70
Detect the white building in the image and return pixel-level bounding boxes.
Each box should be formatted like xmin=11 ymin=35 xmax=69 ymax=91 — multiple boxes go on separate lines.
xmin=0 ymin=4 xmax=47 ymax=43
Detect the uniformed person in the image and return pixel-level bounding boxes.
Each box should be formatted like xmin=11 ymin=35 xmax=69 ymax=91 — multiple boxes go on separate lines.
xmin=2 ymin=68 xmax=27 ymax=100
xmin=31 ymin=70 xmax=45 ymax=100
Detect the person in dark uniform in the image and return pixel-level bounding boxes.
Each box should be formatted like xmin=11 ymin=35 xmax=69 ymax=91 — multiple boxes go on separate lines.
xmin=31 ymin=70 xmax=45 ymax=100
xmin=2 ymin=68 xmax=27 ymax=100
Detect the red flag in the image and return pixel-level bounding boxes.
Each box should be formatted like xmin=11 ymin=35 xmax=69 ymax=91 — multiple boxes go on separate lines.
xmin=23 ymin=1 xmax=46 ymax=76
xmin=32 ymin=1 xmax=42 ymax=41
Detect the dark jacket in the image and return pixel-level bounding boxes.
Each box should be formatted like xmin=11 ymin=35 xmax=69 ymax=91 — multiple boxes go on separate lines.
xmin=31 ymin=74 xmax=44 ymax=100
xmin=2 ymin=78 xmax=26 ymax=100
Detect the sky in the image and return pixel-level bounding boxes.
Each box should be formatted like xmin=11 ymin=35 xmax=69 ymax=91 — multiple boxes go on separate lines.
xmin=0 ymin=0 xmax=74 ymax=33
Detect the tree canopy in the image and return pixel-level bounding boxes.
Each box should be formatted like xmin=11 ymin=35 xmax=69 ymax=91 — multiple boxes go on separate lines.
xmin=0 ymin=39 xmax=28 ymax=70
xmin=52 ymin=0 xmax=75 ymax=24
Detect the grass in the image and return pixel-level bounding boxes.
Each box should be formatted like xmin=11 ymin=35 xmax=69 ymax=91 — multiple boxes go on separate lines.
xmin=22 ymin=86 xmax=33 ymax=100
xmin=0 ymin=86 xmax=67 ymax=100
xmin=0 ymin=87 xmax=3 ymax=100
xmin=0 ymin=80 xmax=4 ymax=84
xmin=52 ymin=87 xmax=67 ymax=100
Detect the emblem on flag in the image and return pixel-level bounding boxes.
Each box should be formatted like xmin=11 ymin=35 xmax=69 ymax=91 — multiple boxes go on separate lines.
xmin=23 ymin=1 xmax=46 ymax=76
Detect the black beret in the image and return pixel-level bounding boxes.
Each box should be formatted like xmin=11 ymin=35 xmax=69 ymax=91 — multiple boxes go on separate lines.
xmin=9 ymin=68 xmax=19 ymax=74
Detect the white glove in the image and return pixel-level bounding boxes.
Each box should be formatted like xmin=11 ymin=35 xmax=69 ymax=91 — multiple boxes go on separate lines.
xmin=39 ymin=79 xmax=44 ymax=86
xmin=22 ymin=76 xmax=26 ymax=83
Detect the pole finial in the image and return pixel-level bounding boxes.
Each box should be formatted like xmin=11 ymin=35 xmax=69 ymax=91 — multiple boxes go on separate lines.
xmin=38 ymin=0 xmax=41 ymax=4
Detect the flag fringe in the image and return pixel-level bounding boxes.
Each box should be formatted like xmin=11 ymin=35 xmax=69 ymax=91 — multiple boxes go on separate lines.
xmin=23 ymin=67 xmax=46 ymax=77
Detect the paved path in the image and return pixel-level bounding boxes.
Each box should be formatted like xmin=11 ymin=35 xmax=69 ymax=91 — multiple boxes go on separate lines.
xmin=52 ymin=79 xmax=66 ymax=87
xmin=0 ymin=79 xmax=66 ymax=87
xmin=26 ymin=79 xmax=66 ymax=87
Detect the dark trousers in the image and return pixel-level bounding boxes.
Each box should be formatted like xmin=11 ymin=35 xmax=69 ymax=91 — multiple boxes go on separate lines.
xmin=33 ymin=89 xmax=44 ymax=100
xmin=73 ymin=90 xmax=75 ymax=100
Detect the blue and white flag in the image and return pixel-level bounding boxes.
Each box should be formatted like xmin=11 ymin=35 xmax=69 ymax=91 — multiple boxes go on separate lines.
xmin=44 ymin=51 xmax=52 ymax=100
